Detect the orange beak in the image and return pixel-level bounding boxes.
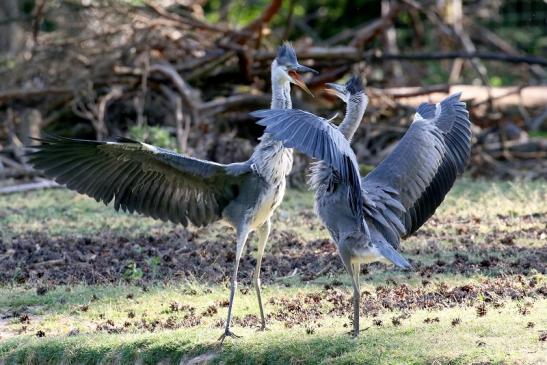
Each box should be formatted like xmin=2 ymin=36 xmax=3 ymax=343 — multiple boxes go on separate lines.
xmin=323 ymin=88 xmax=339 ymax=97
xmin=288 ymin=70 xmax=314 ymax=98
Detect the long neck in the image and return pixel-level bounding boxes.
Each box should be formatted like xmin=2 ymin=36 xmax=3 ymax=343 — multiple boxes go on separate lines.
xmin=249 ymin=61 xmax=294 ymax=179
xmin=271 ymin=71 xmax=292 ymax=109
xmin=339 ymin=93 xmax=367 ymax=141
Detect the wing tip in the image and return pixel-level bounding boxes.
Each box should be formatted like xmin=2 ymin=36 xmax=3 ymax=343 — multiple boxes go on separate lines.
xmin=449 ymin=91 xmax=462 ymax=100
xmin=250 ymin=109 xmax=281 ymax=119
xmin=416 ymin=102 xmax=436 ymax=119
xmin=114 ymin=136 xmax=139 ymax=144
xmin=440 ymin=92 xmax=465 ymax=109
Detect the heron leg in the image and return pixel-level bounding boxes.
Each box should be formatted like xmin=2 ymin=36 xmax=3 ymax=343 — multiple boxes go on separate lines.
xmin=253 ymin=218 xmax=271 ymax=331
xmin=218 ymin=226 xmax=250 ymax=344
xmin=351 ymin=262 xmax=361 ymax=337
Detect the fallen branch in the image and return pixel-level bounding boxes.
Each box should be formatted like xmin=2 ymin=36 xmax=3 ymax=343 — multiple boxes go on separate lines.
xmin=274 ymin=268 xmax=299 ymax=282
xmin=161 ymin=85 xmax=189 ymax=152
xmin=30 ymin=258 xmax=66 ymax=268
xmin=377 ymin=52 xmax=547 ymax=66
xmin=368 ymin=84 xmax=450 ymax=98
xmin=150 ymin=63 xmax=201 ymax=138
xmin=253 ymin=47 xmax=547 ymax=66
xmin=469 ymin=21 xmax=547 ymax=79
xmin=150 ymin=63 xmax=200 ymax=110
xmin=0 ymin=179 xmax=61 ymax=194
xmin=379 ymin=85 xmax=547 ymax=111
xmin=144 ymin=1 xmax=228 ymax=33
xmin=0 ymin=87 xmax=71 ymax=104
xmin=199 ymin=94 xmax=271 ymax=118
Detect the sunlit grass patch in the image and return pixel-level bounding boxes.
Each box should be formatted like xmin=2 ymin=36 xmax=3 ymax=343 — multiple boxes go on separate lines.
xmin=1 ymin=287 xmax=545 ymax=364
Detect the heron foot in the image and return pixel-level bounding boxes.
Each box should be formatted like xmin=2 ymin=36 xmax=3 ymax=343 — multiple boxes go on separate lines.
xmin=346 ymin=326 xmax=369 ymax=337
xmin=217 ymin=329 xmax=241 ymax=345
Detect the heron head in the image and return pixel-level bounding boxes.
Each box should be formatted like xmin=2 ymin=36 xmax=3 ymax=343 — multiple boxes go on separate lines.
xmin=274 ymin=42 xmax=318 ymax=97
xmin=325 ymin=75 xmax=364 ymax=103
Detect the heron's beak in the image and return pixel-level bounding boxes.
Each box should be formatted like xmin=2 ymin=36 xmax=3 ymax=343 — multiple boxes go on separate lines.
xmin=293 ymin=64 xmax=319 ymax=75
xmin=288 ymin=70 xmax=314 ymax=98
xmin=324 ymin=83 xmax=345 ymax=99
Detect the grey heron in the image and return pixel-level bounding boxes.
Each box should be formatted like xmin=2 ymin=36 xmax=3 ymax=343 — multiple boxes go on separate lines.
xmin=252 ymin=77 xmax=472 ymax=336
xmin=27 ymin=43 xmax=317 ymax=342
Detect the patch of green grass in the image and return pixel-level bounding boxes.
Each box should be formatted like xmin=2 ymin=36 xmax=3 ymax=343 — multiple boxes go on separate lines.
xmin=1 ymin=286 xmax=545 ymax=365
xmin=0 ymin=189 xmax=178 ymax=238
xmin=529 ymin=131 xmax=547 ymax=139
xmin=2 ymin=178 xmax=544 ymax=240
xmin=1 ymin=178 xmax=546 ymax=364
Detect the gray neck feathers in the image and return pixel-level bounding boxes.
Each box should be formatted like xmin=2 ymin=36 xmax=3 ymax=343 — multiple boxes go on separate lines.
xmin=271 ymin=73 xmax=291 ymax=109
xmin=338 ymin=93 xmax=367 ymax=141
xmin=250 ymin=61 xmax=294 ymax=180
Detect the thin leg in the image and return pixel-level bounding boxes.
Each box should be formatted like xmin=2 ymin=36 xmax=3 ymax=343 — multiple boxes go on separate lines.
xmin=351 ymin=262 xmax=361 ymax=337
xmin=218 ymin=226 xmax=250 ymax=344
xmin=253 ymin=219 xmax=271 ymax=330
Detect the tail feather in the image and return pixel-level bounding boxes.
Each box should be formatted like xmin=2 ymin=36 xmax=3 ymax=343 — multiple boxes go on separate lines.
xmin=375 ymin=241 xmax=412 ymax=269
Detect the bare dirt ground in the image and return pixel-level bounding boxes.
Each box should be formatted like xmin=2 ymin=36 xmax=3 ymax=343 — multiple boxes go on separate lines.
xmin=1 ymin=212 xmax=545 ymax=286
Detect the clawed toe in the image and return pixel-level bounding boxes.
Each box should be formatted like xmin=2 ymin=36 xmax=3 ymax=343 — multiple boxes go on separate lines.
xmin=346 ymin=327 xmax=369 ymax=337
xmin=217 ymin=329 xmax=241 ymax=344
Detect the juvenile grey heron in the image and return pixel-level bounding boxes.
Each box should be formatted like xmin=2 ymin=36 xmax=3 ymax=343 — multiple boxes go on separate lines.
xmin=28 ymin=43 xmax=317 ymax=342
xmin=252 ymin=78 xmax=472 ymax=336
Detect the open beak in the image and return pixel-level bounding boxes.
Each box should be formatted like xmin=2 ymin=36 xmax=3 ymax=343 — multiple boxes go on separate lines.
xmin=293 ymin=64 xmax=319 ymax=75
xmin=324 ymin=83 xmax=345 ymax=98
xmin=288 ymin=70 xmax=315 ymax=98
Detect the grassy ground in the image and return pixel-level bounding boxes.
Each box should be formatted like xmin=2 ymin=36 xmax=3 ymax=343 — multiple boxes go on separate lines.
xmin=0 ymin=179 xmax=546 ymax=364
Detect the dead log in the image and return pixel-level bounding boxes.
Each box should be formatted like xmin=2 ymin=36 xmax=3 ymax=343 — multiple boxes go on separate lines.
xmin=199 ymin=94 xmax=271 ymax=118
xmin=161 ymin=85 xmax=189 ymax=152
xmin=253 ymin=47 xmax=547 ymax=67
xmin=0 ymin=179 xmax=60 ymax=194
xmin=379 ymin=85 xmax=547 ymax=111
xmin=144 ymin=1 xmax=228 ymax=33
xmin=0 ymin=87 xmax=72 ymax=105
xmin=150 ymin=63 xmax=200 ymax=144
xmin=378 ymin=52 xmax=547 ymax=66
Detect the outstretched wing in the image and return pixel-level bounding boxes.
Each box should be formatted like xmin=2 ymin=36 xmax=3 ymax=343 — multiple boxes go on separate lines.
xmin=251 ymin=108 xmax=363 ymax=217
xmin=28 ymin=135 xmax=250 ymax=227
xmin=363 ymin=93 xmax=472 ymax=244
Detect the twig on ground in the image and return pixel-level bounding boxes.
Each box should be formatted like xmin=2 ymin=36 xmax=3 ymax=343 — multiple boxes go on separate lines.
xmin=0 ymin=179 xmax=61 ymax=195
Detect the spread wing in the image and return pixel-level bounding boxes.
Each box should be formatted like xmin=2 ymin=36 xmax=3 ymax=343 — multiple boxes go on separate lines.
xmin=362 ymin=93 xmax=472 ymax=245
xmin=28 ymin=135 xmax=250 ymax=227
xmin=251 ymin=108 xmax=363 ymax=218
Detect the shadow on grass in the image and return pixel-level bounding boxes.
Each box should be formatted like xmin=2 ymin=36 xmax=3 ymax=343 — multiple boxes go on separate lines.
xmin=0 ymin=333 xmax=206 ymax=365
xmin=0 ymin=325 xmax=508 ymax=365
xmin=0 ymin=330 xmax=410 ymax=365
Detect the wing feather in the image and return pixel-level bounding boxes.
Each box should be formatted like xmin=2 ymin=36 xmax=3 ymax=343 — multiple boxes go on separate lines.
xmin=28 ymin=135 xmax=249 ymax=227
xmin=363 ymin=93 xmax=472 ymax=240
xmin=252 ymin=108 xmax=363 ymax=220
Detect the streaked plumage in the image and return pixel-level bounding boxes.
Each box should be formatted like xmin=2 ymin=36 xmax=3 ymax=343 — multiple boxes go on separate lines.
xmin=251 ymin=108 xmax=364 ymax=219
xmin=30 ymin=136 xmax=248 ymax=227
xmin=363 ymin=93 xmax=472 ymax=242
xmin=253 ymin=75 xmax=472 ymax=336
xmin=28 ymin=43 xmax=317 ymax=342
